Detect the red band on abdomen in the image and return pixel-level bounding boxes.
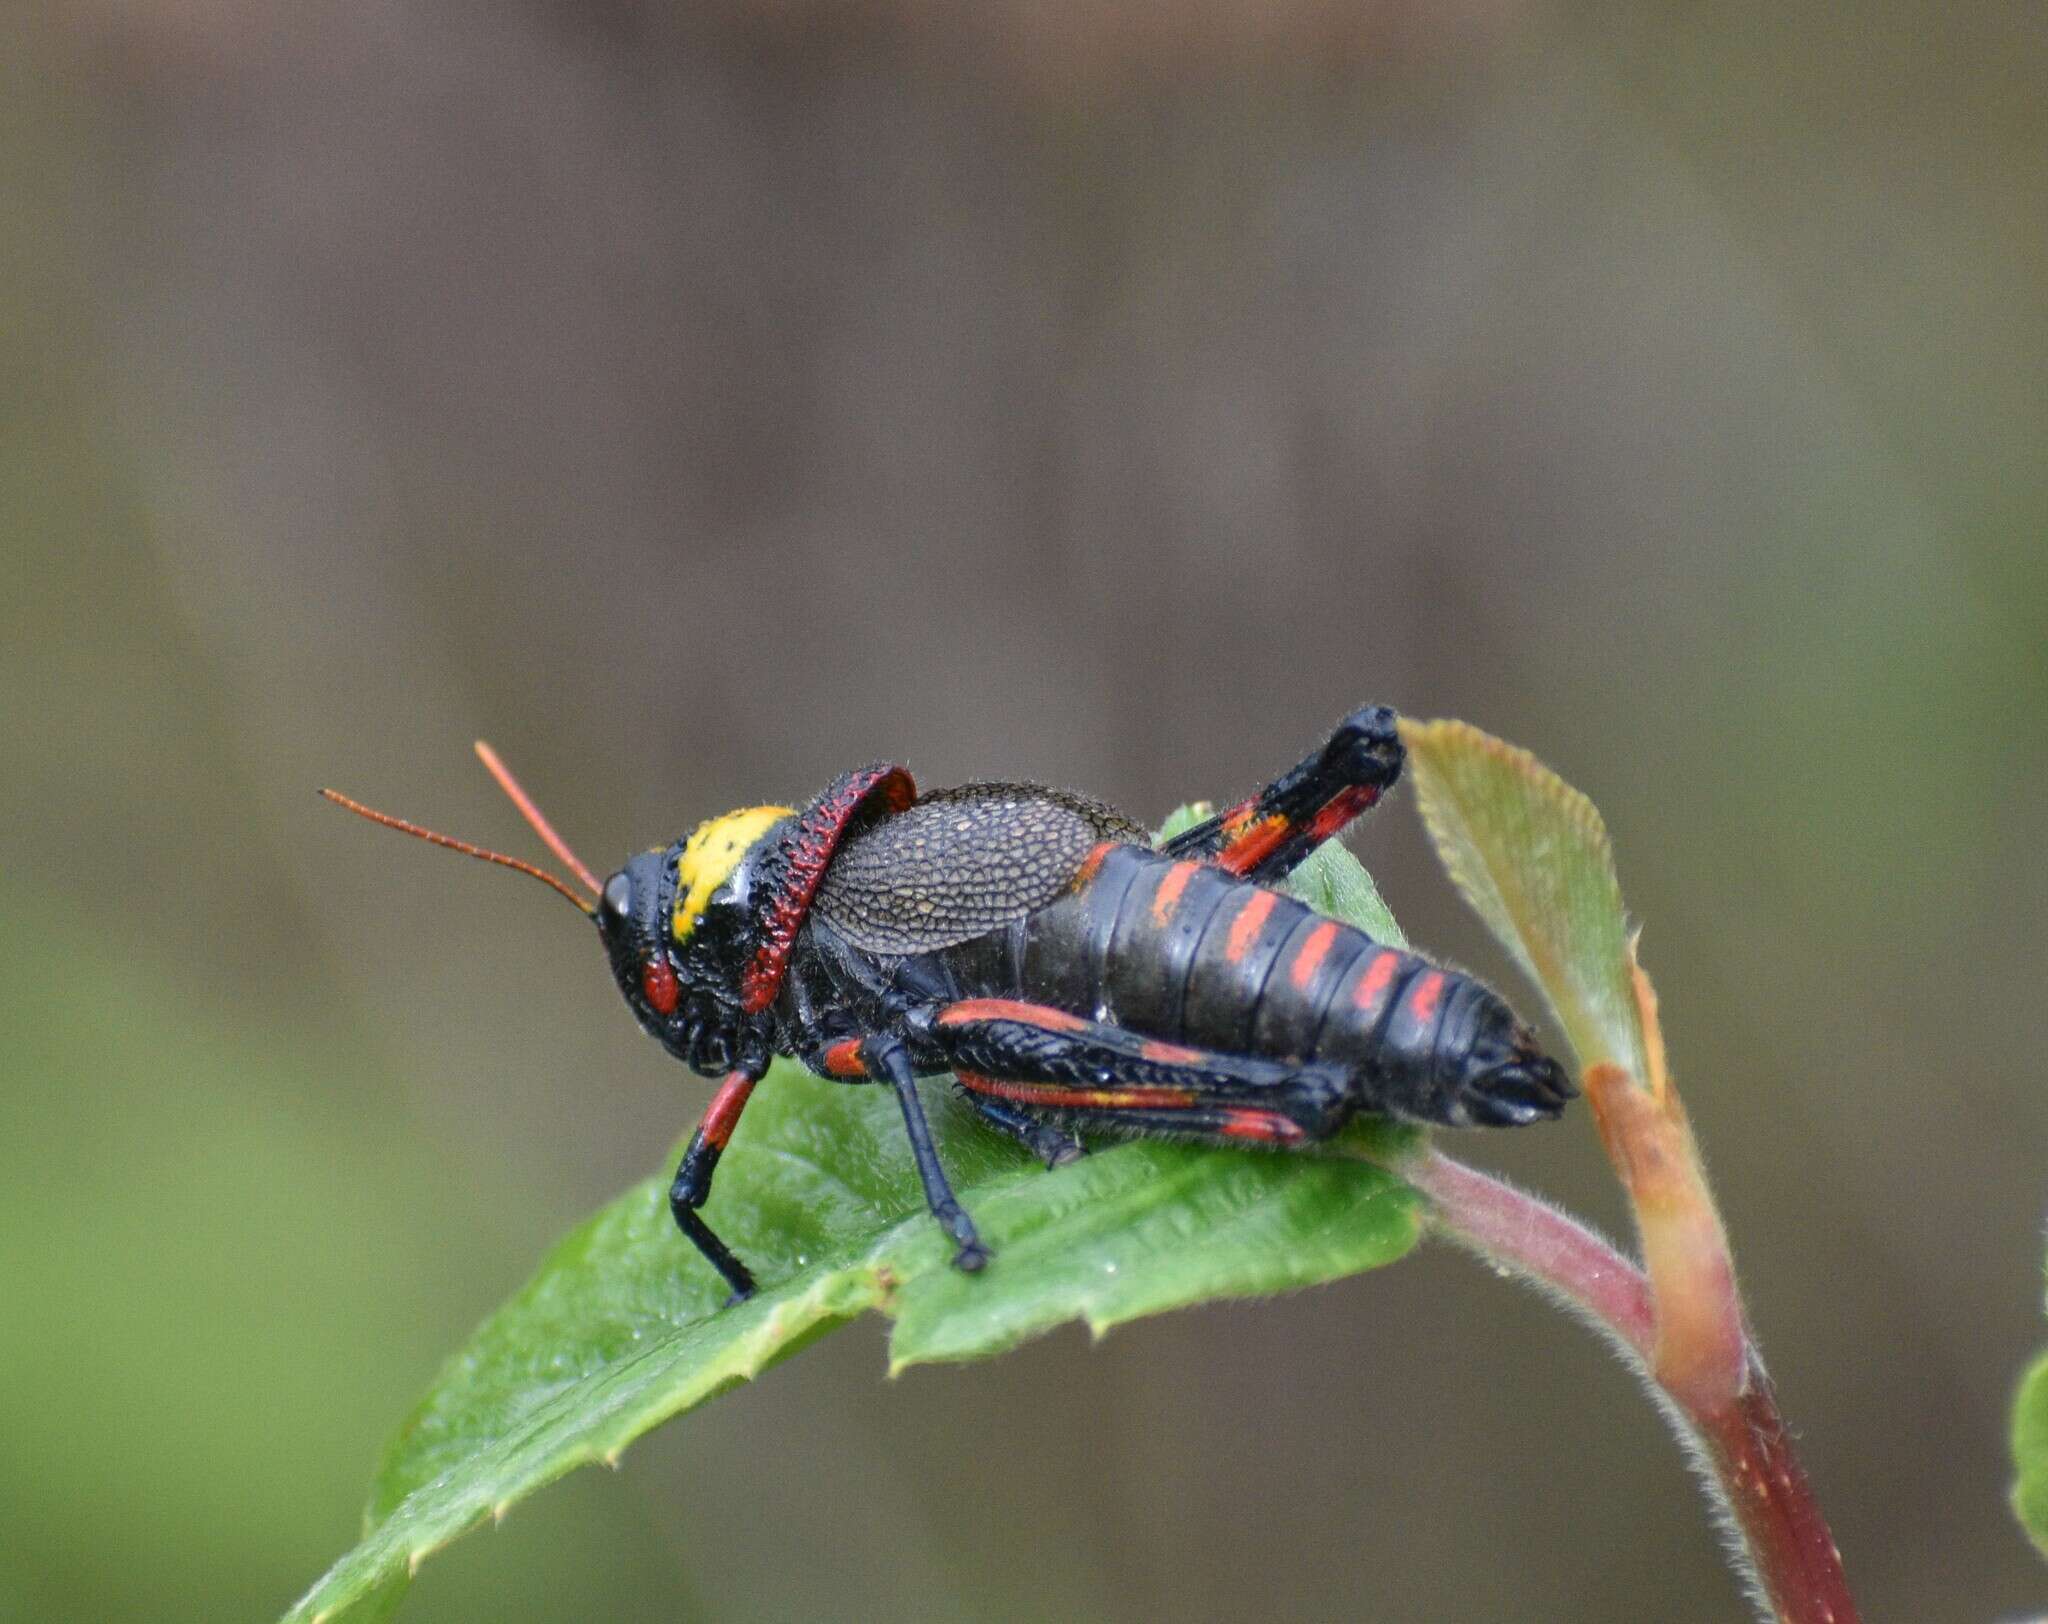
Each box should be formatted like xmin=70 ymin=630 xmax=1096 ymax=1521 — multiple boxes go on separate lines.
xmin=1288 ymin=921 xmax=1341 ymax=989
xmin=1224 ymin=889 xmax=1279 ymax=963
xmin=1150 ymin=860 xmax=1199 ymax=925
xmin=1353 ymin=950 xmax=1400 ymax=1016
xmin=1406 ymin=970 xmax=1446 ymax=1026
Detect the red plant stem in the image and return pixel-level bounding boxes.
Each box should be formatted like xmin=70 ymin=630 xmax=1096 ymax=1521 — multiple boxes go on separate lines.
xmin=1695 ymin=1353 xmax=1859 ymax=1624
xmin=1388 ymin=1147 xmax=1858 ymax=1624
xmin=1399 ymin=1147 xmax=1654 ymax=1357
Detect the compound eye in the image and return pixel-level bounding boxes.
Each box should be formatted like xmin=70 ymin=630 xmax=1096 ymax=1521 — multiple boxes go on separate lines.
xmin=601 ymin=872 xmax=633 ymax=921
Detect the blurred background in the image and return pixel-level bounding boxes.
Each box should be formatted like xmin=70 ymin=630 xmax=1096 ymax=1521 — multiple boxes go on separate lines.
xmin=6 ymin=2 xmax=2043 ymax=1619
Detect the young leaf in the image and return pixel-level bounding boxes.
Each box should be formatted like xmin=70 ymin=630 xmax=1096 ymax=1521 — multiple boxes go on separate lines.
xmin=1399 ymin=719 xmax=1771 ymax=1570
xmin=1398 ymin=720 xmax=1649 ymax=1088
xmin=284 ymin=830 xmax=1422 ymax=1623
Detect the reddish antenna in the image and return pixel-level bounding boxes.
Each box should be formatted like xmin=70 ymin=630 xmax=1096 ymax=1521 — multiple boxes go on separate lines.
xmin=473 ymin=740 xmax=604 ymax=898
xmin=319 ymin=787 xmax=596 ymax=916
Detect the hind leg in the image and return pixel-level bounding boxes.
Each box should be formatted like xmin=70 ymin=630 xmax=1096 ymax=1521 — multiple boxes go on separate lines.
xmin=1161 ymin=703 xmax=1403 ymax=883
xmin=914 ymin=998 xmax=1355 ymax=1143
xmin=990 ymin=1099 xmax=1316 ymax=1147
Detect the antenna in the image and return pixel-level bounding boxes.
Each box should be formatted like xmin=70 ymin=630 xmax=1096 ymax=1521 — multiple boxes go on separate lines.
xmin=473 ymin=741 xmax=604 ymax=897
xmin=318 ymin=787 xmax=597 ymax=916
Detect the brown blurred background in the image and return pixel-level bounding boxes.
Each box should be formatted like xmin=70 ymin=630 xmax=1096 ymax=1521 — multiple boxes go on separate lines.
xmin=6 ymin=2 xmax=2044 ymax=1619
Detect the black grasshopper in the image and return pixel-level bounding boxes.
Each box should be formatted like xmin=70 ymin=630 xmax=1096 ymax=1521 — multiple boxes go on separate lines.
xmin=325 ymin=706 xmax=1573 ymax=1301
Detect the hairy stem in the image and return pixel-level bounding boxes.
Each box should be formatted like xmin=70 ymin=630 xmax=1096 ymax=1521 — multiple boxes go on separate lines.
xmin=1399 ymin=1147 xmax=1654 ymax=1356
xmin=1694 ymin=1357 xmax=1858 ymax=1624
xmin=1385 ymin=1146 xmax=1857 ymax=1624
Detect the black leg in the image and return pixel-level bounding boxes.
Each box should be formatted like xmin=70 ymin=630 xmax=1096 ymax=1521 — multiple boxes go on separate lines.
xmin=669 ymin=1066 xmax=763 ymax=1303
xmin=957 ymin=1085 xmax=1087 ymax=1168
xmin=670 ymin=1202 xmax=757 ymax=1304
xmin=863 ymin=1035 xmax=990 ymax=1273
xmin=1160 ymin=703 xmax=1403 ymax=882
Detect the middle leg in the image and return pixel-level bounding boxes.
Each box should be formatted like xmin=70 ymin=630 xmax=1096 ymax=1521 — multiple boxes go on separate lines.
xmin=860 ymin=1033 xmax=990 ymax=1273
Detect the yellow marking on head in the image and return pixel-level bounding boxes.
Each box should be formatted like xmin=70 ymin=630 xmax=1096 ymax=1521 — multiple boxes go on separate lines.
xmin=672 ymin=805 xmax=792 ymax=943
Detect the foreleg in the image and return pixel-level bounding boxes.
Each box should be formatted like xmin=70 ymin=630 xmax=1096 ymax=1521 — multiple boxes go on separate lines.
xmin=669 ymin=1064 xmax=766 ymax=1303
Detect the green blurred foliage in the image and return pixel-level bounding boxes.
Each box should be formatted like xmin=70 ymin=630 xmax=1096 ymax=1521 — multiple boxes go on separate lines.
xmin=2012 ymin=1346 xmax=2048 ymax=1560
xmin=0 ymin=900 xmax=697 ymax=1622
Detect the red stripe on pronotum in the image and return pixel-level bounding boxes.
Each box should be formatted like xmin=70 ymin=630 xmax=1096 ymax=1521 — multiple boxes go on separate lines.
xmin=740 ymin=765 xmax=916 ymax=1013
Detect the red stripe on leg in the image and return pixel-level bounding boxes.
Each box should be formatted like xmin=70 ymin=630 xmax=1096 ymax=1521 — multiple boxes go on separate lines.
xmin=937 ymin=999 xmax=1089 ymax=1033
xmin=699 ymin=1071 xmax=758 ymax=1150
xmin=955 ymin=1074 xmax=1198 ymax=1110
xmin=1215 ymin=814 xmax=1290 ymax=877
xmin=1219 ymin=1109 xmax=1308 ymax=1145
xmin=1304 ymin=783 xmax=1380 ymax=843
xmin=822 ymin=1038 xmax=867 ymax=1078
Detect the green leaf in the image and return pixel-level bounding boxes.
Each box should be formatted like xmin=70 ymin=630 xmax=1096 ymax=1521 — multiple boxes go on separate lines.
xmin=1289 ymin=834 xmax=1409 ymax=951
xmin=1398 ymin=719 xmax=1650 ymax=1085
xmin=2013 ymin=1339 xmax=2048 ymax=1558
xmin=1151 ymin=800 xmax=1214 ymax=844
xmin=284 ymin=828 xmax=1423 ymax=1623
